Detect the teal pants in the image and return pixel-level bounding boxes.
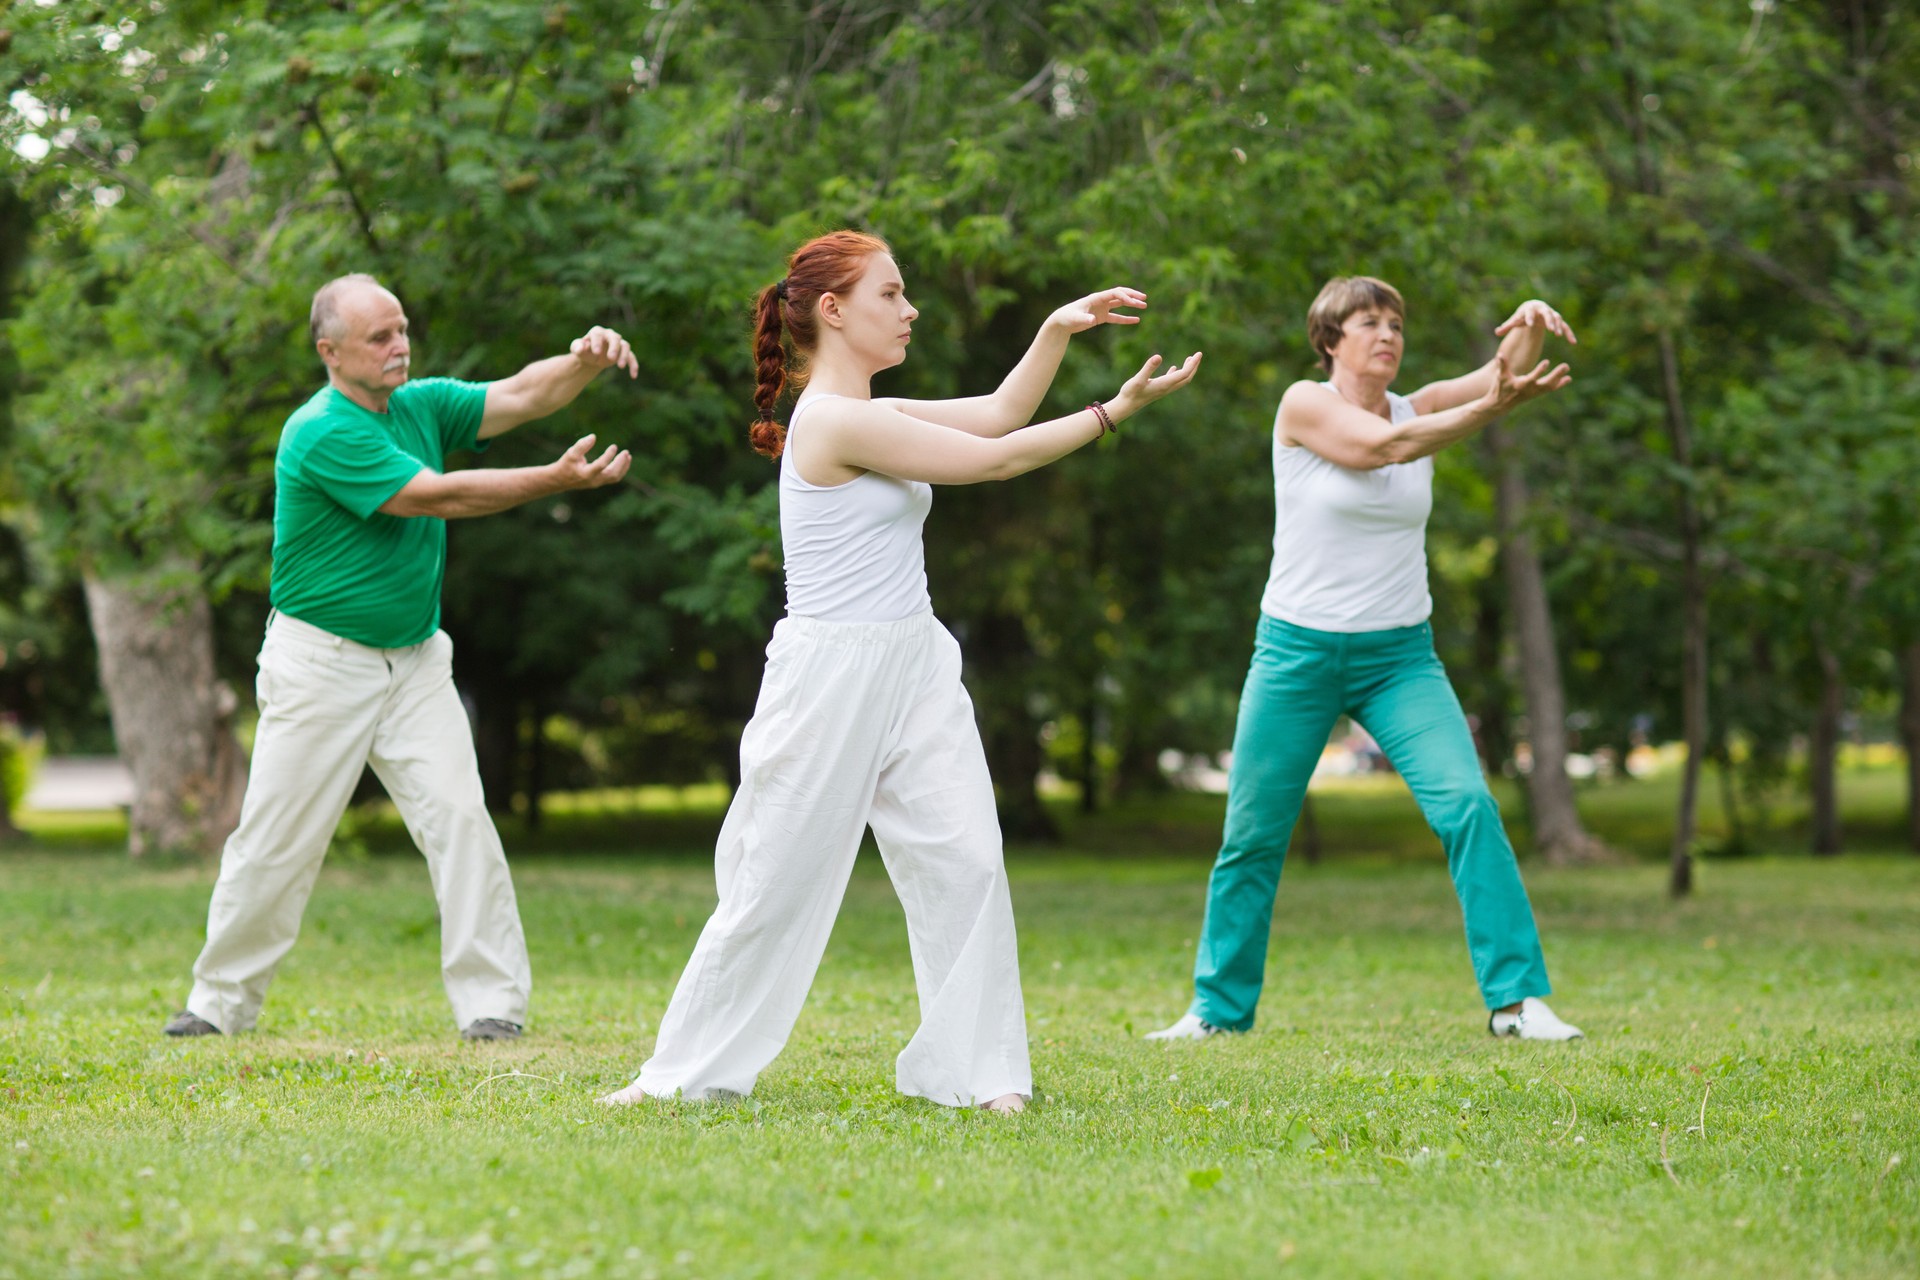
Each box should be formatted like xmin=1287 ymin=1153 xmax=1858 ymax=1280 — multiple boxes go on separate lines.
xmin=1191 ymin=615 xmax=1551 ymax=1029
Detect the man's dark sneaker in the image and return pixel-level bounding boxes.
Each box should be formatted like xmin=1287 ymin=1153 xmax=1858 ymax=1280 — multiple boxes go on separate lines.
xmin=163 ymin=1011 xmax=220 ymax=1037
xmin=461 ymin=1018 xmax=523 ymax=1042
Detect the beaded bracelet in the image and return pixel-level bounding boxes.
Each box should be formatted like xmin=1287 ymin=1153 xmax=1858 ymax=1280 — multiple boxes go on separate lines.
xmin=1087 ymin=400 xmax=1115 ymax=435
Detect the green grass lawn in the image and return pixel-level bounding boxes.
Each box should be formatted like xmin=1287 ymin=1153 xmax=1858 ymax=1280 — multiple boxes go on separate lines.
xmin=3 ymin=775 xmax=1917 ymax=1278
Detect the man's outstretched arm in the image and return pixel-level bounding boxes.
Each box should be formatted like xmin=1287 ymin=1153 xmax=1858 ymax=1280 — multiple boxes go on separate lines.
xmin=479 ymin=326 xmax=639 ymax=439
xmin=380 ymin=434 xmax=632 ymax=519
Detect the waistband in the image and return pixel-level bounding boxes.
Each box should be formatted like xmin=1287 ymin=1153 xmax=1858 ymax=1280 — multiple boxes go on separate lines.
xmin=1257 ymin=612 xmax=1432 ymax=645
xmin=266 ymin=611 xmax=432 ymax=657
xmin=778 ymin=608 xmax=937 ymax=646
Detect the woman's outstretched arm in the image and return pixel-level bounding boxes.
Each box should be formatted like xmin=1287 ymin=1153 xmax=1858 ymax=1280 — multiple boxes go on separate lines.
xmin=875 ymin=288 xmax=1148 ymax=437
xmin=1408 ymin=300 xmax=1577 ymax=415
xmin=808 ymin=351 xmax=1202 ymax=485
xmin=1283 ymin=353 xmax=1570 ymax=471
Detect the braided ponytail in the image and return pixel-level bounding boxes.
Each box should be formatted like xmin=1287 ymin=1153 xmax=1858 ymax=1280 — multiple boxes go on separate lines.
xmin=749 ymin=283 xmax=787 ymax=458
xmin=746 ymin=230 xmax=893 ymax=459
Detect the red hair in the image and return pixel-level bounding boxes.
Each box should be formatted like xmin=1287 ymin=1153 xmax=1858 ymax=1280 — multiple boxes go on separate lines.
xmin=750 ymin=230 xmax=892 ymax=459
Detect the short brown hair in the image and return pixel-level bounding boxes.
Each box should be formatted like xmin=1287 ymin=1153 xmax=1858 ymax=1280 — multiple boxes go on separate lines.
xmin=1306 ymin=276 xmax=1405 ymax=373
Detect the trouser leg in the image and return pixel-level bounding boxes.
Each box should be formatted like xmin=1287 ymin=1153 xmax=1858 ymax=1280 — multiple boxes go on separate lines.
xmin=1350 ymin=625 xmax=1551 ymax=1010
xmin=868 ymin=623 xmax=1030 ymax=1107
xmin=636 ymin=619 xmax=908 ymax=1100
xmin=368 ymin=630 xmax=531 ymax=1030
xmin=186 ymin=632 xmax=383 ymax=1032
xmin=1191 ymin=619 xmax=1342 ymax=1031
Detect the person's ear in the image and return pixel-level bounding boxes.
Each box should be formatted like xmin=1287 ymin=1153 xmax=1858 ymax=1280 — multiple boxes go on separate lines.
xmin=818 ymin=291 xmax=845 ymax=330
xmin=316 ymin=339 xmax=338 ymax=368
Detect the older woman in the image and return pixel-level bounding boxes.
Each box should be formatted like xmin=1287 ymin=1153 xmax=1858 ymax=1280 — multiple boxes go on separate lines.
xmin=1150 ymin=277 xmax=1584 ymax=1042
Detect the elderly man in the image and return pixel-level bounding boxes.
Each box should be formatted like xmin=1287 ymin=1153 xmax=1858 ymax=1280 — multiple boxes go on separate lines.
xmin=163 ymin=273 xmax=636 ymax=1042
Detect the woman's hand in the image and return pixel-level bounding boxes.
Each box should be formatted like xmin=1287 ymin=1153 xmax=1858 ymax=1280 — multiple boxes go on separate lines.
xmin=1111 ymin=352 xmax=1204 ymax=420
xmin=1494 ymin=299 xmax=1578 ymax=346
xmin=1048 ymin=287 xmax=1148 ymax=335
xmin=1474 ymin=353 xmax=1571 ymax=418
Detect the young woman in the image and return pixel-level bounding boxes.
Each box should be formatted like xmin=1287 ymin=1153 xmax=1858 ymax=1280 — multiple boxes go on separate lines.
xmin=601 ymin=231 xmax=1201 ymax=1112
xmin=1149 ymin=277 xmax=1585 ymax=1043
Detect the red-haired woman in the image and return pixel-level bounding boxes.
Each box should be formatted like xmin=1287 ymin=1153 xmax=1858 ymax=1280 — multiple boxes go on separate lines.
xmin=601 ymin=232 xmax=1201 ymax=1112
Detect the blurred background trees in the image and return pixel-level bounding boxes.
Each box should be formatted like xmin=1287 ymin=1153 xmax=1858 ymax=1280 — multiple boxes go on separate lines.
xmin=1 ymin=0 xmax=1914 ymax=874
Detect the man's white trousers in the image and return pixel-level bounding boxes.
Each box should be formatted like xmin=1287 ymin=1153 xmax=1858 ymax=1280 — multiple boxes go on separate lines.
xmin=635 ymin=611 xmax=1031 ymax=1106
xmin=186 ymin=614 xmax=531 ymax=1032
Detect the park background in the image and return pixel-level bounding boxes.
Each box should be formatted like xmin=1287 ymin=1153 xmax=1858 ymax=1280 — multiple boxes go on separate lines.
xmin=1 ymin=2 xmax=1916 ymax=1278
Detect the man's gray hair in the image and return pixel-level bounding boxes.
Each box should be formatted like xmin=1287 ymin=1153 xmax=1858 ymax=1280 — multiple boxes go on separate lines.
xmin=309 ymin=273 xmax=388 ymax=345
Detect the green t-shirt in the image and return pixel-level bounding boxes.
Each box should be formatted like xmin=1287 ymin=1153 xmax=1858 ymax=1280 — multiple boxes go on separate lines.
xmin=269 ymin=377 xmax=490 ymax=649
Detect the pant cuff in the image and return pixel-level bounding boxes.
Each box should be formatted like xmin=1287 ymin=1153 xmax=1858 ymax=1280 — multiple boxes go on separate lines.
xmin=1481 ymin=984 xmax=1550 ymax=1011
xmin=1190 ymin=1002 xmax=1253 ymax=1033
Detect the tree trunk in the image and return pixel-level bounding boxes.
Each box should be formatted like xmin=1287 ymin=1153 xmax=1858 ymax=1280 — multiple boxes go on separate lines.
xmin=466 ymin=675 xmax=520 ymax=815
xmin=1809 ymin=644 xmax=1843 ymax=856
xmin=1487 ymin=424 xmax=1613 ymax=867
xmin=971 ymin=612 xmax=1059 ymax=844
xmin=1293 ymin=792 xmax=1321 ymax=866
xmin=1659 ymin=329 xmax=1709 ymax=898
xmin=1079 ymin=695 xmax=1099 ymax=815
xmin=1902 ymin=641 xmax=1920 ymax=854
xmin=1712 ymin=740 xmax=1746 ymax=852
xmin=83 ymin=568 xmax=246 ymax=858
xmin=1612 ymin=6 xmax=1708 ymax=897
xmin=1471 ymin=573 xmax=1513 ymax=778
xmin=525 ymin=703 xmax=546 ymax=832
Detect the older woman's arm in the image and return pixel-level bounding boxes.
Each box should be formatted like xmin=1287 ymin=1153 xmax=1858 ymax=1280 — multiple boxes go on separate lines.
xmin=1281 ymin=354 xmax=1571 ymax=470
xmin=1408 ymin=300 xmax=1577 ymax=415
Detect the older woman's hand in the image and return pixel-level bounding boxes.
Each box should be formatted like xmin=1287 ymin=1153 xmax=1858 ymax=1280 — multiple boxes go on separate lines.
xmin=1476 ymin=353 xmax=1572 ymax=418
xmin=1048 ymin=287 xmax=1148 ymax=334
xmin=1495 ymin=300 xmax=1578 ymax=346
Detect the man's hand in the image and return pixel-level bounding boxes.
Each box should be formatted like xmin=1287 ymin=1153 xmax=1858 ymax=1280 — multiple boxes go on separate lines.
xmin=550 ymin=434 xmax=633 ymax=490
xmin=1047 ymin=287 xmax=1148 ymax=335
xmin=570 ymin=326 xmax=639 ymax=378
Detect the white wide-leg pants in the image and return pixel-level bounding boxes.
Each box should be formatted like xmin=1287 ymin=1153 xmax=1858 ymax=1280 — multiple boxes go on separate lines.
xmin=185 ymin=614 xmax=531 ymax=1033
xmin=635 ymin=611 xmax=1031 ymax=1107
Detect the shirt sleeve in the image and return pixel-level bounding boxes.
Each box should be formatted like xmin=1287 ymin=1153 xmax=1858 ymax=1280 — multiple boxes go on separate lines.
xmin=299 ymin=417 xmax=428 ymax=520
xmin=391 ymin=376 xmax=491 ymax=455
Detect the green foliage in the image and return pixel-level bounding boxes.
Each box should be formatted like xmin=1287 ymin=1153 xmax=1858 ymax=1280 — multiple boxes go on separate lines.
xmin=0 ymin=719 xmax=40 ymax=815
xmin=1 ymin=0 xmax=1916 ymax=821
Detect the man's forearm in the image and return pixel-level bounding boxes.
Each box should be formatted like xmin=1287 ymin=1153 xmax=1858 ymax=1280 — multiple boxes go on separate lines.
xmin=480 ymin=354 xmax=598 ymax=438
xmin=392 ymin=464 xmax=563 ymax=519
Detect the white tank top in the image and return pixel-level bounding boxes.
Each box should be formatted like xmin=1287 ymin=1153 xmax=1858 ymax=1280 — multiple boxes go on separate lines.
xmin=1258 ymin=383 xmax=1434 ymax=632
xmin=779 ymin=394 xmax=934 ymax=623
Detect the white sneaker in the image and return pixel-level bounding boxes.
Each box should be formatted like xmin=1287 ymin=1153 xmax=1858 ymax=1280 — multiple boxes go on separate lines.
xmin=1145 ymin=1013 xmax=1227 ymax=1041
xmin=1489 ymin=997 xmax=1584 ymax=1041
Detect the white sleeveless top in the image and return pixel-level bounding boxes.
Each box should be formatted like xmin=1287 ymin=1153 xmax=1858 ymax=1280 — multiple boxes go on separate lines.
xmin=779 ymin=394 xmax=933 ymax=622
xmin=1258 ymin=383 xmax=1434 ymax=632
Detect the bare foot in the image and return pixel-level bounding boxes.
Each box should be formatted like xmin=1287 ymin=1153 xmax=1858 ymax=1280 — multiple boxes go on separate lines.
xmin=980 ymin=1093 xmax=1026 ymax=1114
xmin=596 ymin=1082 xmax=650 ymax=1107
